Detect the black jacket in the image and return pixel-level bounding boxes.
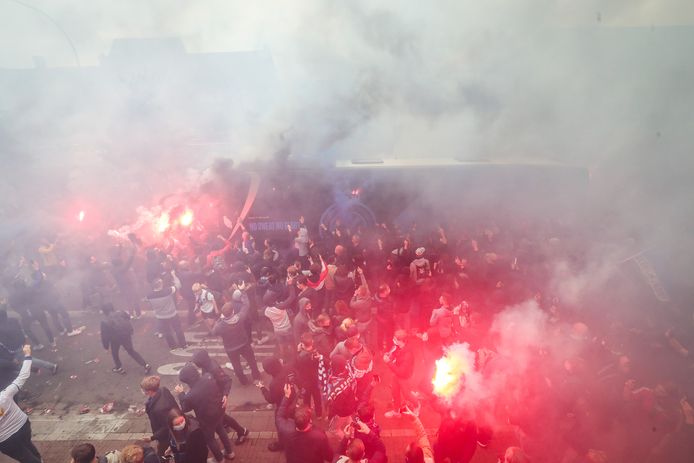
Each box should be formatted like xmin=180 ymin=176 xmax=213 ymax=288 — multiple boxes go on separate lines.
xmin=295 ymin=349 xmax=320 ymax=391
xmin=169 ymin=415 xmax=208 ymax=463
xmin=276 ymin=395 xmax=333 ymax=463
xmin=211 ymin=300 xmax=251 ymax=352
xmin=100 ymin=311 xmax=133 ymax=349
xmin=178 ymin=365 xmax=224 ymax=427
xmin=388 ymin=343 xmax=414 ymax=380
xmin=338 ymin=431 xmax=387 ymax=463
xmin=260 ymin=357 xmax=291 ymax=407
xmin=192 ymin=350 xmax=232 ymax=396
xmin=145 ymin=387 xmax=181 ymax=443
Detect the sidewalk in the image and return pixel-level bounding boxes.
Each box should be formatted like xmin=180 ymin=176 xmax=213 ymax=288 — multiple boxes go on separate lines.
xmin=0 ymin=410 xmax=503 ymax=462
xmin=5 ymin=436 xmax=430 ymax=463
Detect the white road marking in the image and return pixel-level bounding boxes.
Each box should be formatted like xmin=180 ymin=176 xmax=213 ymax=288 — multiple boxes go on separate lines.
xmin=157 ymin=330 xmax=273 ymax=375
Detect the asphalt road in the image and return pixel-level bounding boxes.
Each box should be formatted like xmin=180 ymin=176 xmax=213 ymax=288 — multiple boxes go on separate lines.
xmin=17 ymin=310 xmax=278 ymax=416
xmin=5 ymin=308 xmax=508 ymax=463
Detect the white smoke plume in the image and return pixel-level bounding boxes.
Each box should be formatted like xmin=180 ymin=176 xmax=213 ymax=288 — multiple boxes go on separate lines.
xmin=0 ymin=0 xmax=692 ymax=295
xmin=436 ymin=300 xmax=554 ymax=426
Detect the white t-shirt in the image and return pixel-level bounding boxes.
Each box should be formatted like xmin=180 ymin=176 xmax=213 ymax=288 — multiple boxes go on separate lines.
xmin=0 ymin=358 xmax=31 ymax=443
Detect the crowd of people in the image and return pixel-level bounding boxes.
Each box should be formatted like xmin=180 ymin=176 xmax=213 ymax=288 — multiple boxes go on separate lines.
xmin=2 ymin=205 xmax=694 ymax=462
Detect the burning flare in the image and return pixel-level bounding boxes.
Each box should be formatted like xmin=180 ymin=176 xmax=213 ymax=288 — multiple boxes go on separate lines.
xmin=78 ymin=210 xmax=85 ymax=222
xmin=179 ymin=209 xmax=194 ymax=227
xmin=156 ymin=212 xmax=170 ymax=233
xmin=432 ymin=343 xmax=473 ymax=400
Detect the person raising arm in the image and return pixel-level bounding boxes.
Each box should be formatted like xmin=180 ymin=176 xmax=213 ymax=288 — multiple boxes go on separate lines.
xmin=0 ymin=345 xmax=43 ymax=463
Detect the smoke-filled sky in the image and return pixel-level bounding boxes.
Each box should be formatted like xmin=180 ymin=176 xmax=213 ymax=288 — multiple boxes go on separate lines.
xmin=0 ymin=0 xmax=693 ymax=244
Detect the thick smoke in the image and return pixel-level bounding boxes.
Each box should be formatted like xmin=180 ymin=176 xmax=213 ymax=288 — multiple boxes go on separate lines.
xmin=0 ymin=1 xmax=690 ymax=292
xmin=437 ymin=300 xmax=553 ymax=426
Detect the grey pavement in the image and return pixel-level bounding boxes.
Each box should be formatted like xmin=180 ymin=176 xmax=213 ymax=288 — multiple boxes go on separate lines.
xmin=2 ymin=308 xmax=511 ymax=462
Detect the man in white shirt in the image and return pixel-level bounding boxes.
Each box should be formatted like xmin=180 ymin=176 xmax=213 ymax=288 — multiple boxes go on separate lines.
xmin=0 ymin=344 xmax=42 ymax=463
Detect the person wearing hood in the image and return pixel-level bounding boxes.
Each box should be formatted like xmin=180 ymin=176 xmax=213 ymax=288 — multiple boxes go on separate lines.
xmin=175 ymin=364 xmax=234 ymax=462
xmin=293 ymin=297 xmax=312 ymax=342
xmin=295 ymin=275 xmax=319 ymax=313
xmin=257 ymin=357 xmax=292 ymax=408
xmin=296 ymin=333 xmax=323 ymax=417
xmin=100 ymin=303 xmax=151 ymax=375
xmin=224 ymin=286 xmax=254 ymax=343
xmin=263 ymin=285 xmax=296 ymax=363
xmin=146 ymin=279 xmax=186 ymax=352
xmin=167 ymin=409 xmax=208 ymax=463
xmin=191 ymin=349 xmax=251 ymax=446
xmin=256 ymin=356 xmax=293 ymax=452
xmin=141 ymin=375 xmax=180 ymax=457
xmin=309 ymin=314 xmax=334 ymax=358
xmin=212 ymin=297 xmax=262 ymax=386
xmin=409 ymin=248 xmax=431 ymax=286
xmin=109 ymin=243 xmax=141 ymax=318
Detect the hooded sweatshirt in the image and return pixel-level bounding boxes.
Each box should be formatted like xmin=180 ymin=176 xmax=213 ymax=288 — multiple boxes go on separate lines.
xmin=293 ymin=298 xmax=312 ymax=341
xmin=146 ymin=286 xmax=178 ymax=320
xmin=260 ymin=357 xmax=290 ymax=406
xmin=177 ymin=364 xmax=223 ymax=427
xmin=264 ymin=286 xmax=295 ymax=334
xmin=169 ymin=414 xmax=208 ymax=463
xmin=212 ymin=303 xmax=251 ymax=352
xmin=192 ymin=350 xmax=232 ymax=396
xmin=309 ymin=321 xmax=334 ymax=358
xmin=409 ymin=257 xmax=431 ymax=285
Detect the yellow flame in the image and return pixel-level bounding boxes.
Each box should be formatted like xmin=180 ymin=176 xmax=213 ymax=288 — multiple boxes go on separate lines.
xmin=156 ymin=213 xmax=170 ymax=233
xmin=78 ymin=210 xmax=85 ymax=222
xmin=432 ymin=353 xmax=468 ymax=399
xmin=179 ymin=209 xmax=194 ymax=227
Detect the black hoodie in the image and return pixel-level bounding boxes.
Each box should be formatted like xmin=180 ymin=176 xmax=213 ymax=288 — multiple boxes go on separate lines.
xmin=169 ymin=414 xmax=208 ymax=463
xmin=178 ymin=364 xmax=224 ymax=427
xmin=192 ymin=350 xmax=232 ymax=396
xmin=260 ymin=357 xmax=291 ymax=407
